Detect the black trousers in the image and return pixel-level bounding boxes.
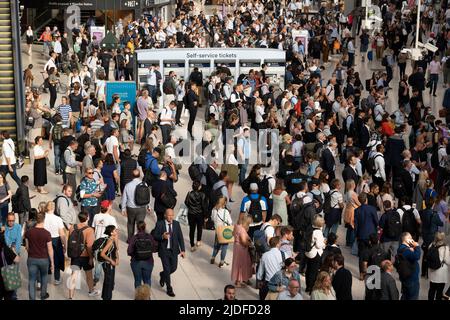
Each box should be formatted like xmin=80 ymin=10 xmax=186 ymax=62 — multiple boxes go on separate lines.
xmin=187 ymin=106 xmax=197 ymax=139
xmin=160 ymin=251 xmax=178 ymax=292
xmin=358 ymin=239 xmax=371 ymax=274
xmin=372 ymin=176 xmax=385 ymax=190
xmin=175 ymin=101 xmax=184 ymax=124
xmin=101 ymin=263 xmax=115 ymax=300
xmin=305 ymin=253 xmax=321 ymax=293
xmin=421 ymin=242 xmax=430 ymax=277
xmin=49 ymin=84 xmax=57 ymax=109
xmin=428 ymin=282 xmax=445 ymax=300
xmin=188 ymin=213 xmax=204 ymax=247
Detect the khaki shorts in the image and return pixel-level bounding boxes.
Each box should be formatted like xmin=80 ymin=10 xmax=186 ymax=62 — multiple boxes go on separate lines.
xmin=71 ymin=112 xmax=80 ymax=124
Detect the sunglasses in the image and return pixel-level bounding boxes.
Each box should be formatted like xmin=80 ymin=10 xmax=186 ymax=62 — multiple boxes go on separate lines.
xmin=86 ymin=172 xmax=94 ymax=175
xmin=7 ymin=220 xmax=15 ymax=223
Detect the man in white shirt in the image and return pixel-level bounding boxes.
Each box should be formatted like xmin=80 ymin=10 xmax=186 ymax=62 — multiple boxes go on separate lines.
xmin=147 ymin=65 xmax=158 ymax=105
xmin=93 ymin=200 xmax=118 ymax=240
xmin=436 ymin=137 xmax=449 ymax=193
xmin=372 ymin=144 xmax=386 ymax=188
xmin=44 ymin=51 xmax=57 ymax=76
xmin=373 ymin=99 xmax=385 ymax=123
xmin=256 ymin=236 xmax=284 ymax=300
xmin=105 ymin=129 xmax=120 ymax=164
xmin=260 ymin=214 xmax=282 ymax=245
xmin=209 ymin=99 xmax=223 ymax=122
xmin=0 ymin=131 xmax=20 ymax=186
xmin=160 ymin=101 xmax=176 ymax=145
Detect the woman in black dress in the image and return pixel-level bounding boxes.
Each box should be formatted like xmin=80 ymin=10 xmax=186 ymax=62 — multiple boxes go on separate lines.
xmin=33 ymin=136 xmax=49 ymax=194
xmin=25 ymin=25 xmax=33 ymax=55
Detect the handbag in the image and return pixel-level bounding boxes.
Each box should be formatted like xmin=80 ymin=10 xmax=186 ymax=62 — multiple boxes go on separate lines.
xmin=248 ymin=244 xmax=257 ymax=264
xmin=215 ymin=209 xmax=234 ymax=244
xmin=1 ymin=250 xmax=21 ymax=291
xmin=216 ymin=225 xmax=234 ymax=244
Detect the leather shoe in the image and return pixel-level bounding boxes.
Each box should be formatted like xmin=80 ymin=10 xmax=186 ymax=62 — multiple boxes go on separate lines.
xmin=159 ymin=273 xmax=165 ymax=287
xmin=167 ymin=291 xmax=176 ymax=297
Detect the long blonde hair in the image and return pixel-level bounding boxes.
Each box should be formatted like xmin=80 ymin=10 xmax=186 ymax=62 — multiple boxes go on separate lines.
xmin=313 ymin=271 xmax=332 ymax=292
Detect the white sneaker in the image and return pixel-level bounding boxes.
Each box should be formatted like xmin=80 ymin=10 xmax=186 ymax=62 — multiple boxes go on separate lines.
xmin=88 ymin=289 xmax=100 ymax=297
xmin=54 ymin=280 xmax=62 ymax=285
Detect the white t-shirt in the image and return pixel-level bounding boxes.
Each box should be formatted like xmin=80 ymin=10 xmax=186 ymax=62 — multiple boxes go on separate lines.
xmin=105 ymin=136 xmax=120 ymax=158
xmin=1 ymin=138 xmax=16 ymax=165
xmin=92 ymin=213 xmax=118 ymax=239
xmin=44 ymin=213 xmax=64 ymax=238
xmin=255 ymin=105 xmax=265 ymax=124
xmin=261 ymin=222 xmax=275 ymax=243
xmin=160 ymin=107 xmax=173 ymax=125
xmin=33 ymin=145 xmax=45 ymax=157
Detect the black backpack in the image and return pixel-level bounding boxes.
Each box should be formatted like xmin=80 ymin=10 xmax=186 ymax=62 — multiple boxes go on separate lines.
xmin=92 ymin=236 xmax=109 ymax=262
xmin=290 ymin=195 xmax=305 ymax=229
xmin=427 ymin=244 xmax=444 ymax=270
xmin=366 ymin=154 xmax=383 ymax=176
xmin=384 ymin=210 xmax=402 ymax=239
xmin=138 ymin=149 xmax=148 ymax=168
xmin=394 ymin=247 xmax=415 ymax=280
xmin=53 ymin=195 xmax=70 ymax=217
xmin=67 ymin=225 xmax=89 ymax=258
xmin=163 ymin=79 xmax=174 ymax=95
xmin=11 ymin=192 xmax=20 ymax=213
xmin=368 ymin=246 xmax=388 ymax=267
xmin=259 ymin=176 xmax=273 ymax=200
xmin=75 ymin=178 xmax=86 ymax=203
xmin=322 ymin=191 xmax=337 ymax=214
xmin=188 ymin=163 xmax=205 ymax=183
xmin=134 ymin=236 xmax=154 ymax=260
xmin=143 ymin=158 xmax=159 ymax=187
xmin=249 ymin=195 xmax=263 ymax=224
xmin=303 ymin=226 xmax=316 ymax=253
xmin=400 ymin=207 xmax=418 ymax=235
xmin=134 ymin=181 xmax=151 ymax=206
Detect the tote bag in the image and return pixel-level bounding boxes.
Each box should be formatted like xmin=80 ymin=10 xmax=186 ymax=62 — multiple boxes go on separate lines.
xmin=1 ymin=250 xmax=21 ymax=291
xmin=215 ymin=209 xmax=234 ymax=244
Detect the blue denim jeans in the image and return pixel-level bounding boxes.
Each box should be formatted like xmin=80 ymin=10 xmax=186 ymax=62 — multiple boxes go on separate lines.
xmin=211 ymin=236 xmax=229 ymax=262
xmin=0 ymin=164 xmax=21 ymax=187
xmin=94 ymin=260 xmax=103 ymax=283
xmin=323 ymin=223 xmax=339 ymax=238
xmin=53 ymin=144 xmax=61 ymax=172
xmin=27 ymin=258 xmax=49 ymax=300
xmin=346 ymin=227 xmax=355 ymax=247
xmin=130 ymin=260 xmax=153 ymax=288
xmin=239 ymin=159 xmax=249 ymax=185
xmin=401 ymin=280 xmax=420 ymax=300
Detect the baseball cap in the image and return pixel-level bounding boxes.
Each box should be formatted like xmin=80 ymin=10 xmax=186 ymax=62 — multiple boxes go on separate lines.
xmin=100 ymin=200 xmax=111 ymax=209
xmin=250 ymin=183 xmax=259 ymax=191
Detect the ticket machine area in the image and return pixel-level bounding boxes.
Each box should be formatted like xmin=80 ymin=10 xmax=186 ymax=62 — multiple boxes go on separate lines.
xmin=135 ymin=48 xmax=286 ymax=107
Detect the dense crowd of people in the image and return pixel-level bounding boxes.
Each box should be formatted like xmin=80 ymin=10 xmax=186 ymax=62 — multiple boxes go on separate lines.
xmin=1 ymin=0 xmax=450 ymax=301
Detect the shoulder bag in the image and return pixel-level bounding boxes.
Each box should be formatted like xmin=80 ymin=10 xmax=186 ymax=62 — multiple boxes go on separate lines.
xmin=216 ymin=209 xmax=234 ymax=244
xmin=1 ymin=249 xmax=21 ymax=291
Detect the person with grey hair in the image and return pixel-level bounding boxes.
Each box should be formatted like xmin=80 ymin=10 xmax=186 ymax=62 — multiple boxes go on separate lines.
xmin=82 ymin=145 xmax=96 ymax=176
xmin=305 ymin=215 xmax=326 ymax=294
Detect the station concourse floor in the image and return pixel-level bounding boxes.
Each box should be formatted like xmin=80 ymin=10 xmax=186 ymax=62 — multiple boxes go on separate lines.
xmin=14 ymin=24 xmax=448 ymax=300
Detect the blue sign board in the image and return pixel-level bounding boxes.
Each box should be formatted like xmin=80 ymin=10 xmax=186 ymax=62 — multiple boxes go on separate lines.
xmin=105 ymin=81 xmax=137 ymax=112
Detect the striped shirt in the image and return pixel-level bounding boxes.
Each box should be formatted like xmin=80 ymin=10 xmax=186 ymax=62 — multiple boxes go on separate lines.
xmin=57 ymin=104 xmax=72 ymax=128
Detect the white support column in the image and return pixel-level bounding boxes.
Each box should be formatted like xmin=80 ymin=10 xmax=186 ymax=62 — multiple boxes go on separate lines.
xmin=159 ymin=59 xmax=164 ymax=109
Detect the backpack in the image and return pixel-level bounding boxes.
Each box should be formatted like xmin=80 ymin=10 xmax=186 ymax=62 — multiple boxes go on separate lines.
xmin=427 ymin=244 xmax=444 ymax=270
xmin=322 ymin=190 xmax=337 ymax=214
xmin=163 ymin=78 xmax=174 ymax=95
xmin=366 ymin=154 xmax=383 ymax=176
xmin=394 ymin=247 xmax=415 ymax=280
xmin=188 ymin=163 xmax=203 ymax=182
xmin=25 ymin=115 xmax=35 ymax=130
xmin=258 ymin=176 xmax=273 ymax=200
xmin=92 ymin=236 xmax=108 ymax=262
xmin=52 ymin=124 xmax=63 ymax=143
xmin=290 ymin=195 xmax=305 ymax=228
xmin=143 ymin=159 xmax=159 ymax=187
xmin=384 ymin=210 xmax=402 ymax=239
xmin=75 ymin=178 xmax=86 ymax=203
xmin=253 ymin=225 xmax=271 ymax=254
xmin=368 ymin=246 xmax=387 ymax=267
xmin=67 ymin=225 xmax=89 ymax=258
xmin=138 ymin=149 xmax=148 ymax=168
xmin=134 ymin=181 xmax=151 ymax=206
xmin=53 ymin=195 xmax=69 ymax=217
xmin=249 ymin=195 xmax=263 ymax=224
xmin=400 ymin=207 xmax=418 ymax=235
xmin=134 ymin=236 xmax=154 ymax=260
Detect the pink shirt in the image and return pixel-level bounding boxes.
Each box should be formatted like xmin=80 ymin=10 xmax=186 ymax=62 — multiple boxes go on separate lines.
xmin=429 ymin=61 xmax=441 ymax=74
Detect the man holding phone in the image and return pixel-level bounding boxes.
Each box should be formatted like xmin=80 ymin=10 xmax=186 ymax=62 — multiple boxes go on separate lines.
xmin=396 ymin=232 xmax=422 ymax=300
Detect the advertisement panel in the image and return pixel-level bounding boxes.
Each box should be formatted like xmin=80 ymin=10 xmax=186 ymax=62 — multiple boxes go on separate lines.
xmin=105 ymin=81 xmax=137 ymax=112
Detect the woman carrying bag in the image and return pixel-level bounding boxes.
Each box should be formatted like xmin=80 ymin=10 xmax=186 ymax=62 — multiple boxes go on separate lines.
xmin=210 ymin=196 xmax=233 ymax=268
xmin=184 ymin=180 xmax=208 ymax=252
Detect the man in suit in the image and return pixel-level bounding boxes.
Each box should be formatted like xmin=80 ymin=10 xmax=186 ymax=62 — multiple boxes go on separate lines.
xmin=153 ymin=208 xmax=185 ymax=297
xmin=332 ymin=254 xmax=353 ymax=300
xmin=393 ymin=160 xmax=414 ymax=199
xmin=320 ymin=141 xmax=337 ymax=181
xmin=354 ymin=192 xmax=379 ymax=280
xmin=342 ymin=153 xmax=360 ymax=185
xmin=380 ymin=260 xmax=399 ymax=300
